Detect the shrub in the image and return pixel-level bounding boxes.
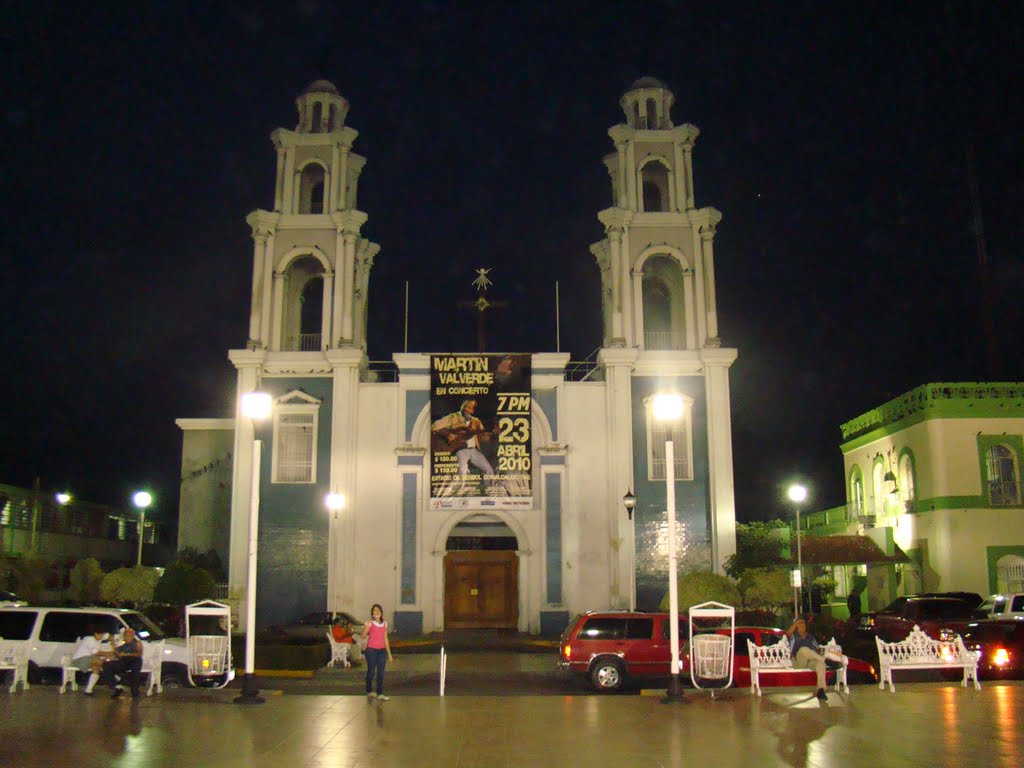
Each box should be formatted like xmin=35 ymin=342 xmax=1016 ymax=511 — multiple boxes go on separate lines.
xmin=12 ymin=555 xmax=50 ymax=603
xmin=68 ymin=558 xmax=105 ymax=603
xmin=738 ymin=568 xmax=792 ymax=614
xmin=153 ymin=561 xmax=216 ymax=605
xmin=659 ymin=571 xmax=740 ymax=612
xmin=100 ymin=566 xmax=160 ymax=607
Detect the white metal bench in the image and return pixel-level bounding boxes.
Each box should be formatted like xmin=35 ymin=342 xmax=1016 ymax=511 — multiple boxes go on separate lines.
xmin=326 ymin=631 xmax=351 ymax=668
xmin=747 ymin=637 xmax=849 ymax=696
xmin=875 ymin=625 xmax=980 ymax=692
xmin=0 ymin=640 xmax=30 ymax=693
xmin=140 ymin=640 xmax=165 ymax=696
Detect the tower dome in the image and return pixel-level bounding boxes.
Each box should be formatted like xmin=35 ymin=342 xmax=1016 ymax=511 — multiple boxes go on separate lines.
xmin=620 ymin=76 xmax=675 ymax=129
xmin=295 ymin=79 xmax=349 ymax=133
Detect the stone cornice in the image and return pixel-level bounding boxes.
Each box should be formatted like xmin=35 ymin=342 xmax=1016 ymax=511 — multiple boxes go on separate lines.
xmin=688 ymin=207 xmax=723 ymax=231
xmin=331 ymin=209 xmax=369 ymax=233
xmin=608 ymin=124 xmax=633 ymax=143
xmin=597 ymin=347 xmax=639 ymax=367
xmin=632 ymin=350 xmax=705 ymax=376
xmin=325 ymin=348 xmax=368 ymax=368
xmin=699 ymin=347 xmax=738 ymax=367
xmin=597 ymin=207 xmax=634 ymax=230
xmin=348 ymin=153 xmax=366 ymax=172
xmin=175 ymin=418 xmax=235 ymax=431
xmin=246 ymin=209 xmax=280 ymax=236
xmin=672 ymin=123 xmax=700 ymax=144
xmin=228 ymin=349 xmax=268 ymax=369
xmin=270 ymin=126 xmax=359 ymax=149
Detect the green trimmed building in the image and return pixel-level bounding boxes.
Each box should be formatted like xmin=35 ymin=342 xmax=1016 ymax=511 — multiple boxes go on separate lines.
xmin=802 ymin=383 xmax=1024 ymax=611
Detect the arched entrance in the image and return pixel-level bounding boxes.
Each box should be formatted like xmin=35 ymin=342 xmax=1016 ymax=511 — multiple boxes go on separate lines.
xmin=443 ymin=514 xmax=519 ymax=629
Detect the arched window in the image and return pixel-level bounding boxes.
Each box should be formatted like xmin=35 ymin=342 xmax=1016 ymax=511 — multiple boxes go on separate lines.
xmin=898 ymin=453 xmax=916 ymax=505
xmin=849 ymin=468 xmax=864 ymax=515
xmin=300 ymin=277 xmax=324 ymax=350
xmin=641 ymin=255 xmax=685 ymax=349
xmin=997 ymin=554 xmax=1024 ymax=594
xmin=872 ymin=461 xmax=885 ymax=516
xmin=311 ymin=102 xmax=323 ymax=133
xmin=634 ymin=102 xmax=642 ymax=129
xmin=987 ymin=444 xmax=1020 ymax=505
xmin=646 ymin=98 xmax=658 ymax=129
xmin=641 ymin=161 xmax=671 ymax=212
xmin=298 ymin=164 xmax=326 ymax=214
xmin=327 ymin=104 xmax=337 ymax=132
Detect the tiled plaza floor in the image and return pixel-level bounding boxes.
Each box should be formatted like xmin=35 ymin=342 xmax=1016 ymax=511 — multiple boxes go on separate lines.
xmin=2 ymin=680 xmax=1022 ymax=768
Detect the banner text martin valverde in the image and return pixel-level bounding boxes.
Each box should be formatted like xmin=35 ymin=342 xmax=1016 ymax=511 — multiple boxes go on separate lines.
xmin=433 ymin=355 xmax=493 ymax=395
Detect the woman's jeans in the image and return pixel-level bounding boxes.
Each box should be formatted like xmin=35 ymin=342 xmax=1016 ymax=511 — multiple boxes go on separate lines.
xmin=365 ymin=648 xmax=387 ymax=694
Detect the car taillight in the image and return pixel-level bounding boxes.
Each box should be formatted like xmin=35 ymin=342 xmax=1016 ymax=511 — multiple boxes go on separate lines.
xmin=940 ymin=645 xmax=956 ymax=663
xmin=993 ymin=648 xmax=1010 ymax=666
xmin=562 ymin=645 xmax=570 ymax=660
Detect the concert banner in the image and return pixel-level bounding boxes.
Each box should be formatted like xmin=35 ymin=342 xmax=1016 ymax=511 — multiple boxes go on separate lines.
xmin=429 ymin=353 xmax=532 ymax=510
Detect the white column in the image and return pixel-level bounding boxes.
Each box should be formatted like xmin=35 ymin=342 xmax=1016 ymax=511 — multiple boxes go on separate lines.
xmin=270 ymin=272 xmax=285 ymax=351
xmin=673 ymin=140 xmax=686 ymax=212
xmin=228 ymin=365 xmax=260 ymax=597
xmin=625 ymin=141 xmax=637 ymax=210
xmin=701 ymin=226 xmax=720 ymax=344
xmin=691 ymin=228 xmax=707 ymax=345
xmin=329 ymin=144 xmax=340 ymax=211
xmin=683 ymin=143 xmax=695 ymax=210
xmin=338 ymin=146 xmax=350 ymax=210
xmin=248 ymin=233 xmax=268 ymax=345
xmin=341 ymin=233 xmax=356 ymax=343
xmin=609 ymin=227 xmax=624 ymax=344
xmin=328 ymin=349 xmax=365 ymax=612
xmin=321 ymin=271 xmax=333 ymax=350
xmin=615 ymin=141 xmax=628 ymax=208
xmin=281 ymin=148 xmax=296 ymax=214
xmin=260 ymin=234 xmax=275 ymax=347
xmin=703 ymin=353 xmax=738 ymax=574
xmin=332 ymin=231 xmax=345 ymax=346
xmin=274 ymin=148 xmax=285 ymax=211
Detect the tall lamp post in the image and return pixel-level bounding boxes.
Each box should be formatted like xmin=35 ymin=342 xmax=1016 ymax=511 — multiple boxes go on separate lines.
xmin=787 ymin=483 xmax=808 ymax=617
xmin=132 ymin=491 xmax=152 ymax=567
xmin=622 ymin=490 xmax=637 ymax=611
xmin=325 ymin=492 xmax=346 ymax=614
xmin=653 ymin=393 xmax=685 ymax=703
xmin=235 ymin=391 xmax=272 ymax=706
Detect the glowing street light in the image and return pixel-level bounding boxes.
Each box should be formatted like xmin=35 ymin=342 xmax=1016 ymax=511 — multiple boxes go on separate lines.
xmin=132 ymin=490 xmax=152 ymax=567
xmin=787 ymin=483 xmax=808 ymax=617
xmin=653 ymin=393 xmax=685 ymax=702
xmin=235 ymin=391 xmax=273 ymax=705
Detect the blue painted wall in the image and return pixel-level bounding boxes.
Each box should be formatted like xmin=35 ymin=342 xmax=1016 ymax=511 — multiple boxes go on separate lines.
xmin=254 ymin=377 xmax=333 ymax=628
xmin=631 ymin=376 xmax=711 ymax=610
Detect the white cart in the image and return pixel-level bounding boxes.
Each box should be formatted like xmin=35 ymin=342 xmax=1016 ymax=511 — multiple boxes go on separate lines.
xmin=185 ymin=600 xmax=235 ymax=688
xmin=688 ymin=601 xmax=735 ymax=697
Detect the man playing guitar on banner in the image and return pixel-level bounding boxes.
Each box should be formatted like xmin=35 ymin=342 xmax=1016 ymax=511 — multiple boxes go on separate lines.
xmin=431 ymin=398 xmax=495 ymax=494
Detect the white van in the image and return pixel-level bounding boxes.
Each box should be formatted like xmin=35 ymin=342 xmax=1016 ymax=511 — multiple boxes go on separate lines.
xmin=976 ymin=593 xmax=1024 ymax=619
xmin=0 ymin=606 xmax=217 ymax=687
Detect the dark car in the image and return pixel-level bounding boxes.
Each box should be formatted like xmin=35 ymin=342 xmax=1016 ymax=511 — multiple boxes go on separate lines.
xmin=960 ymin=618 xmax=1024 ymax=679
xmin=263 ymin=611 xmax=360 ymax=643
xmin=858 ymin=596 xmax=976 ymax=641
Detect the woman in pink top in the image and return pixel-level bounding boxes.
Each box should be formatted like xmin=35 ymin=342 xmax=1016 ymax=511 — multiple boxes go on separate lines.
xmin=361 ymin=603 xmax=393 ymax=700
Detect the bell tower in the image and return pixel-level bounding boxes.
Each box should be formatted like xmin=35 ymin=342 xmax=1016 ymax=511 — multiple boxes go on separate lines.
xmin=245 ymin=79 xmax=380 ymax=352
xmin=591 ymin=77 xmax=722 ymax=350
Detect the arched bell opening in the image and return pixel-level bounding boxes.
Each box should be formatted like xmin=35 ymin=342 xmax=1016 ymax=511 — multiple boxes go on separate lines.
xmin=641 ymin=255 xmax=686 ymax=349
xmin=281 ymin=256 xmax=326 ymax=351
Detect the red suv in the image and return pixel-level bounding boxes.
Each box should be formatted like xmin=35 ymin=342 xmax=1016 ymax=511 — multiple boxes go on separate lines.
xmin=558 ymin=611 xmax=689 ymax=692
xmin=858 ymin=596 xmax=976 ymax=641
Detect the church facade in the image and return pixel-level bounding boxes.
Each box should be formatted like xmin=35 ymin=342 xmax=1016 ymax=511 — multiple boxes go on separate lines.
xmin=176 ymin=78 xmax=738 ymax=634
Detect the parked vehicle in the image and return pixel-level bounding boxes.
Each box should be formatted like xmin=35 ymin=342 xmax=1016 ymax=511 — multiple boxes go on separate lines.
xmin=0 ymin=606 xmax=214 ymax=686
xmin=960 ymin=618 xmax=1024 ymax=679
xmin=0 ymin=589 xmax=27 ymax=607
xmin=857 ymin=596 xmax=976 ymax=641
xmin=974 ymin=594 xmax=1024 ymax=620
xmin=558 ymin=611 xmax=877 ymax=692
xmin=263 ymin=611 xmax=360 ymax=642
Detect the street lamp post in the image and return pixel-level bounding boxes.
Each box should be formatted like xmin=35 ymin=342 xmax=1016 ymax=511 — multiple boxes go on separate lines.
xmin=235 ymin=391 xmax=272 ymax=706
xmin=622 ymin=490 xmax=637 ymax=611
xmin=324 ymin=492 xmax=346 ymax=614
xmin=132 ymin=491 xmax=152 ymax=567
xmin=653 ymin=393 xmax=685 ymax=703
xmin=787 ymin=483 xmax=808 ymax=616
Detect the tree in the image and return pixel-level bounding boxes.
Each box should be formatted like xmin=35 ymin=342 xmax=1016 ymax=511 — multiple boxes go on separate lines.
xmin=100 ymin=566 xmax=160 ymax=607
xmin=12 ymin=555 xmax=50 ymax=603
xmin=724 ymin=521 xmax=787 ymax=579
xmin=659 ymin=571 xmax=740 ymax=612
xmin=68 ymin=558 xmax=105 ymax=603
xmin=737 ymin=568 xmax=792 ymax=613
xmin=153 ymin=560 xmax=216 ymax=605
xmin=175 ymin=547 xmax=226 ymax=581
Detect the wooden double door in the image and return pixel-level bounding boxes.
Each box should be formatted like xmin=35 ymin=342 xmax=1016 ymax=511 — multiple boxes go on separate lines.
xmin=444 ymin=550 xmax=519 ymax=629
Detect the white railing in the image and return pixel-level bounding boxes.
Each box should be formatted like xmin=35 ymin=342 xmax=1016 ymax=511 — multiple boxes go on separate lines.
xmin=298 ymin=333 xmax=321 ymax=351
xmin=644 ymin=330 xmax=685 ymax=350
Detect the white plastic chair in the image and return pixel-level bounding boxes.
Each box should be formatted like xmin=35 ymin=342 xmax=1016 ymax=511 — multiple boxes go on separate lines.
xmin=140 ymin=640 xmax=165 ymax=696
xmin=59 ymin=655 xmax=80 ymax=693
xmin=326 ymin=631 xmax=351 ymax=668
xmin=0 ymin=640 xmax=30 ymax=693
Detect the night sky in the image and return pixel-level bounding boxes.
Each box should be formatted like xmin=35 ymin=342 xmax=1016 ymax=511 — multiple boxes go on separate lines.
xmin=2 ymin=2 xmax=1022 ymax=531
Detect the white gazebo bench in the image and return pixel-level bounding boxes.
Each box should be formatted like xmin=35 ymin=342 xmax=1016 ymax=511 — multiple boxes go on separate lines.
xmin=875 ymin=625 xmax=980 ymax=692
xmin=0 ymin=640 xmax=30 ymax=693
xmin=326 ymin=632 xmax=351 ymax=668
xmin=747 ymin=637 xmax=849 ymax=696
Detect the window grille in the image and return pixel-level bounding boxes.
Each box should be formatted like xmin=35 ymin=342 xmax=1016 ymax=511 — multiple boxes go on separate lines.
xmin=275 ymin=413 xmax=316 ymax=483
xmin=987 ymin=445 xmax=1020 ymax=506
xmin=646 ymin=396 xmax=693 ymax=482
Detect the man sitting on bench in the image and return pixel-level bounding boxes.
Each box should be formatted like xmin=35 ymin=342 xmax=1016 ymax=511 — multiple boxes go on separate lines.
xmin=102 ymin=627 xmax=144 ymax=699
xmin=786 ymin=615 xmax=828 ymax=701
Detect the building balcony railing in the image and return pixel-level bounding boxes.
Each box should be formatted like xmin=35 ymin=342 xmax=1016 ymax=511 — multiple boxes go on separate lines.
xmin=644 ymin=330 xmax=685 ymax=350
